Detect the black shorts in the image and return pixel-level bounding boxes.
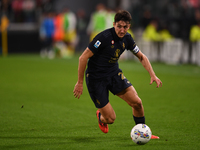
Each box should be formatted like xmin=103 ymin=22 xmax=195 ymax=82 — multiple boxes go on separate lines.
xmin=86 ymin=70 xmax=132 ymax=108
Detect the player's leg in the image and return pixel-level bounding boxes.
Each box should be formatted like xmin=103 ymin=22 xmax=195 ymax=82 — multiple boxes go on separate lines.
xmin=96 ymin=102 xmax=115 ymax=133
xmin=116 ymin=86 xmax=145 ymax=125
xmin=95 ymin=102 xmax=116 ymax=133
xmin=98 ymin=102 xmax=116 ymax=124
xmin=116 ymin=86 xmax=160 ymax=139
xmin=110 ymin=72 xmax=144 ymax=123
xmin=86 ymin=75 xmax=115 ymax=133
xmin=116 ymin=86 xmax=144 ymax=118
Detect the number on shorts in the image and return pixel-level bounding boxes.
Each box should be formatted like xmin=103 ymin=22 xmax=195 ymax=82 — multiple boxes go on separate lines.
xmin=118 ymin=72 xmax=125 ymax=80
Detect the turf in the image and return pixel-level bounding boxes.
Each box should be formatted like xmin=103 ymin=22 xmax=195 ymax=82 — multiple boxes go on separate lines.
xmin=0 ymin=54 xmax=200 ymax=150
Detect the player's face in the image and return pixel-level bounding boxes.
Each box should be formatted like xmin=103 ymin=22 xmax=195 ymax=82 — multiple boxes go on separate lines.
xmin=113 ymin=21 xmax=130 ymax=38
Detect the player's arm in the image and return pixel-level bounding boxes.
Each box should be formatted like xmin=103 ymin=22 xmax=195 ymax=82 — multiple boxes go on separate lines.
xmin=135 ymin=51 xmax=162 ymax=88
xmin=73 ymin=47 xmax=94 ymax=99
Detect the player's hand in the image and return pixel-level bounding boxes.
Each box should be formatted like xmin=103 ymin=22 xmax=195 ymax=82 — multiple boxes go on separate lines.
xmin=73 ymin=82 xmax=83 ymax=99
xmin=150 ymin=76 xmax=162 ymax=88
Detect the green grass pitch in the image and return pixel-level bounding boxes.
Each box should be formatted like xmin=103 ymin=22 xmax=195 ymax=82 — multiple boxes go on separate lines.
xmin=0 ymin=54 xmax=200 ymax=150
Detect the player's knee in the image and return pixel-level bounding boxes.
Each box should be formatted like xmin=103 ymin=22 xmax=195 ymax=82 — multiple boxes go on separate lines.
xmin=131 ymin=99 xmax=143 ymax=111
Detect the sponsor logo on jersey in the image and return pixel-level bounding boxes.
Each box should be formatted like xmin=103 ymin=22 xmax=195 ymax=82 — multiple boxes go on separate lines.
xmin=94 ymin=40 xmax=101 ymax=48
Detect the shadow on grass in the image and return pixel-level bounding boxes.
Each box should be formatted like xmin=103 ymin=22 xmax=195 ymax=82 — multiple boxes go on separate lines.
xmin=0 ymin=135 xmax=137 ymax=149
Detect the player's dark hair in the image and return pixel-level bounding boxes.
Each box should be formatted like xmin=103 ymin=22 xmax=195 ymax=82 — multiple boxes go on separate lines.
xmin=114 ymin=10 xmax=132 ymax=23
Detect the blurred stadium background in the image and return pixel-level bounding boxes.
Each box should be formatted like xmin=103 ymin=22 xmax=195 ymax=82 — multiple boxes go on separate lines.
xmin=0 ymin=0 xmax=200 ymax=65
xmin=1 ymin=1 xmax=200 ymax=149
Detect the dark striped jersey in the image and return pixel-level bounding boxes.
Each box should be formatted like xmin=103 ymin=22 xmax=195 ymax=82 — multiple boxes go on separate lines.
xmin=86 ymin=27 xmax=139 ymax=80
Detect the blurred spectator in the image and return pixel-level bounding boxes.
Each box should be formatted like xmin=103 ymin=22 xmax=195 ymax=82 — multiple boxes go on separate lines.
xmin=159 ymin=29 xmax=173 ymax=42
xmin=159 ymin=20 xmax=173 ymax=42
xmin=190 ymin=9 xmax=200 ymax=42
xmin=87 ymin=3 xmax=107 ymax=41
xmin=142 ymin=19 xmax=161 ymax=42
xmin=39 ymin=11 xmax=55 ymax=58
xmin=189 ymin=9 xmax=200 ymax=64
xmin=190 ymin=21 xmax=200 ymax=42
xmin=189 ymin=19 xmax=200 ymax=64
xmin=63 ymin=7 xmax=77 ymax=56
xmin=52 ymin=11 xmax=66 ymax=58
xmin=0 ymin=14 xmax=9 ymax=56
xmin=53 ymin=11 xmax=64 ymax=42
xmin=105 ymin=8 xmax=115 ymax=29
xmin=76 ymin=9 xmax=88 ymax=51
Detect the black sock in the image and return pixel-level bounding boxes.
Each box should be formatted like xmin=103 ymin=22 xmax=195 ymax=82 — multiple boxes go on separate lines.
xmin=133 ymin=116 xmax=145 ymax=124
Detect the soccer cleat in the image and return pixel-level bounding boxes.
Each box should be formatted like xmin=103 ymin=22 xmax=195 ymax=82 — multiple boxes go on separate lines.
xmin=151 ymin=135 xmax=160 ymax=139
xmin=96 ymin=110 xmax=109 ymax=133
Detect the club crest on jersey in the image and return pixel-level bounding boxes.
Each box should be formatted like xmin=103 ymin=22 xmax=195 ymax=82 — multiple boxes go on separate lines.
xmin=115 ymin=49 xmax=120 ymax=58
xmin=94 ymin=40 xmax=101 ymax=48
xmin=111 ymin=40 xmax=114 ymax=44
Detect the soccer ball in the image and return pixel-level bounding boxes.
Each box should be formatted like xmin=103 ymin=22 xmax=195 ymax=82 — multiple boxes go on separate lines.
xmin=130 ymin=124 xmax=152 ymax=145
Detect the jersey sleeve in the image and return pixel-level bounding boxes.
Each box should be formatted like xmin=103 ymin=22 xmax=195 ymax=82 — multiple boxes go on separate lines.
xmin=127 ymin=35 xmax=140 ymax=54
xmin=88 ymin=33 xmax=106 ymax=54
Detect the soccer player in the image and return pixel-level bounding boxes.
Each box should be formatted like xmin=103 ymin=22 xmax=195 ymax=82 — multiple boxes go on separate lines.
xmin=73 ymin=10 xmax=162 ymax=139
